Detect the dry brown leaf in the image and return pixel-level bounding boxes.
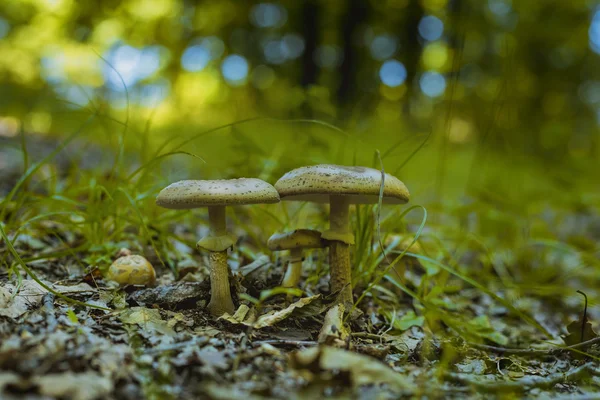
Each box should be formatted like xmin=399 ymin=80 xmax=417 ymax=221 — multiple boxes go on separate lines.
xmin=218 ymin=295 xmax=322 ymax=329
xmin=291 ymin=345 xmax=415 ymax=393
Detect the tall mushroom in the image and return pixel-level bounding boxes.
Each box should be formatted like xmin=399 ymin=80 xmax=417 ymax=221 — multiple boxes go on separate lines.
xmin=156 ymin=178 xmax=280 ymax=316
xmin=267 ymin=229 xmax=326 ymax=288
xmin=275 ymin=164 xmax=409 ymax=306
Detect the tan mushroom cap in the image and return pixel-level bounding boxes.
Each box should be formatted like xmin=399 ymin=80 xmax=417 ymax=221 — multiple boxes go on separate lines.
xmin=274 ymin=164 xmax=410 ymax=204
xmin=106 ymin=255 xmax=156 ymax=286
xmin=267 ymin=229 xmax=325 ymax=251
xmin=384 ymin=234 xmax=424 ymax=254
xmin=156 ymin=178 xmax=280 ymax=209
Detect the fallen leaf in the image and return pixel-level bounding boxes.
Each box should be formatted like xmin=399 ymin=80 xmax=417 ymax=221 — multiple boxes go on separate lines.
xmin=201 ymin=382 xmax=265 ymax=400
xmin=14 ymin=234 xmax=46 ymax=250
xmin=466 ymin=315 xmax=509 ymax=345
xmin=120 ymin=307 xmax=175 ymax=337
xmin=0 ymin=371 xmax=113 ymax=400
xmin=388 ymin=310 xmax=425 ymax=331
xmin=0 ymin=280 xmax=97 ymax=319
xmin=66 ymin=309 xmax=79 ymax=324
xmin=564 ymin=319 xmax=598 ymax=346
xmin=34 ymin=372 xmax=113 ymax=400
xmin=219 ymin=295 xmax=323 ymax=329
xmin=172 ymin=345 xmax=229 ymax=373
xmin=0 ymin=281 xmax=46 ymax=318
xmin=456 ymin=359 xmax=487 ymax=374
xmin=254 ymin=295 xmax=322 ymax=329
xmin=128 ymin=282 xmax=209 ymax=309
xmin=291 ymin=346 xmax=415 ymax=393
xmin=389 ymin=329 xmax=424 ymax=354
xmin=51 ymin=282 xmax=96 ymax=294
xmin=0 ymin=372 xmax=20 ymax=391
xmin=318 ymin=304 xmax=349 ymax=347
xmin=218 ymin=304 xmax=255 ymax=326
xmin=239 ymin=255 xmax=271 ymax=278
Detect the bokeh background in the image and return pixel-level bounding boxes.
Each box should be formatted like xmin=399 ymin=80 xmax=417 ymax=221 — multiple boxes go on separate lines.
xmin=0 ymin=0 xmax=599 ymax=199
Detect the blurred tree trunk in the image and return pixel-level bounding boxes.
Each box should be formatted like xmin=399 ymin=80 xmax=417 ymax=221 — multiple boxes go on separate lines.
xmin=298 ymin=0 xmax=320 ymax=118
xmin=403 ymin=1 xmax=423 ymax=92
xmin=526 ymin=4 xmax=592 ymax=166
xmin=336 ymin=0 xmax=368 ymax=110
xmin=300 ymin=0 xmax=319 ymax=88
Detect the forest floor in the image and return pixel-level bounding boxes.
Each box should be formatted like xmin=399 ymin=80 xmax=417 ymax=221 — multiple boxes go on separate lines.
xmin=1 ymin=134 xmax=600 ymax=399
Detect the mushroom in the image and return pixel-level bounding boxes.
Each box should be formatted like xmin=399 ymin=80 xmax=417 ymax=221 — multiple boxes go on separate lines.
xmin=274 ymin=164 xmax=409 ymax=306
xmin=106 ymin=255 xmax=156 ymax=286
xmin=385 ymin=234 xmax=427 ymax=275
xmin=267 ymin=229 xmax=326 ymax=288
xmin=156 ymin=178 xmax=280 ymax=316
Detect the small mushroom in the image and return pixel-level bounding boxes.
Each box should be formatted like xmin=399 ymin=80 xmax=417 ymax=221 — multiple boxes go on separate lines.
xmin=267 ymin=229 xmax=326 ymax=288
xmin=156 ymin=178 xmax=280 ymax=316
xmin=275 ymin=164 xmax=409 ymax=306
xmin=385 ymin=234 xmax=422 ymax=252
xmin=106 ymin=255 xmax=156 ymax=286
xmin=385 ymin=234 xmax=427 ymax=274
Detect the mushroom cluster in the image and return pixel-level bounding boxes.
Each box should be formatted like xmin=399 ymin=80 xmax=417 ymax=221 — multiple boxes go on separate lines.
xmin=275 ymin=165 xmax=409 ymax=306
xmin=154 ymin=164 xmax=409 ymax=318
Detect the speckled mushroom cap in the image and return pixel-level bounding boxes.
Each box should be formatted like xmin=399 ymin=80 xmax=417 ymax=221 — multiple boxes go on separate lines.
xmin=274 ymin=164 xmax=410 ymax=204
xmin=106 ymin=255 xmax=156 ymax=286
xmin=156 ymin=178 xmax=280 ymax=209
xmin=267 ymin=229 xmax=325 ymax=251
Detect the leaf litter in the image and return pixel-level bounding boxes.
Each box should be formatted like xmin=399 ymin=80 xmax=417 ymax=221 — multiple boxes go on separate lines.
xmin=2 ymin=253 xmax=599 ymax=399
xmin=1 ymin=138 xmax=600 ymax=399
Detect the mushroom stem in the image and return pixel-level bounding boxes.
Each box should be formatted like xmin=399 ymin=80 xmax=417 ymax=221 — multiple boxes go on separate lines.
xmin=207 ymin=251 xmax=235 ymax=316
xmin=206 ymin=205 xmax=235 ymax=316
xmin=282 ymin=248 xmax=303 ymax=288
xmin=330 ymin=195 xmax=350 ymax=234
xmin=329 ymin=195 xmax=353 ymax=306
xmin=208 ymin=205 xmax=227 ymax=236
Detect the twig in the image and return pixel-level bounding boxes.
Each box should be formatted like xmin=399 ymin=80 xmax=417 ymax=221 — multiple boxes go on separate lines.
xmin=567 ymin=336 xmax=600 ymax=351
xmin=143 ymin=337 xmax=208 ymax=354
xmin=552 ymin=394 xmax=600 ymax=400
xmin=444 ymin=362 xmax=599 ymax=392
xmin=577 ymin=290 xmax=588 ymax=344
xmin=232 ymin=334 xmax=250 ymax=372
xmin=253 ymin=340 xmax=317 ymax=347
xmin=351 ymin=332 xmax=393 ymax=342
xmin=43 ymin=292 xmax=57 ymax=332
xmin=468 ymin=337 xmax=600 ymax=356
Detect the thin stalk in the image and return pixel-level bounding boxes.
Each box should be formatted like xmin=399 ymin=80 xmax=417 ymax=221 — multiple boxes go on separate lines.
xmin=329 ymin=195 xmax=353 ymax=306
xmin=206 ymin=205 xmax=234 ymax=316
xmin=282 ymin=248 xmax=303 ymax=288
